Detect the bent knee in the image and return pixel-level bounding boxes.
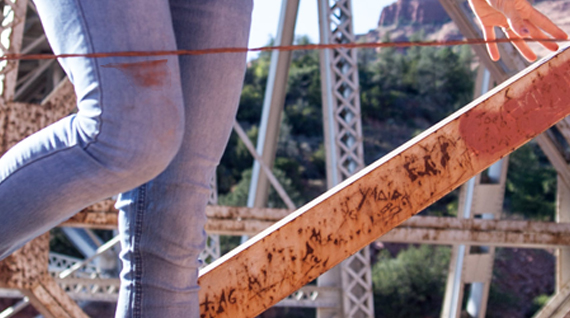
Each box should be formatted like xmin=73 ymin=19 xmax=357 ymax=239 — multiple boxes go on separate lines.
xmin=81 ymin=111 xmax=185 ymax=183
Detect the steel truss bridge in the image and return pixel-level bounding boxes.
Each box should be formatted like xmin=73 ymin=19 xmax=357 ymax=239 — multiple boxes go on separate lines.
xmin=2 ymin=0 xmax=570 ymax=317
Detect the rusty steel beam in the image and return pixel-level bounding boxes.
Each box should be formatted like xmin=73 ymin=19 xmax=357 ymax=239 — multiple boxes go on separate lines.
xmin=20 ymin=275 xmax=89 ymax=318
xmin=381 ymin=217 xmax=570 ymax=248
xmin=0 ymin=234 xmax=49 ymax=289
xmin=63 ymin=199 xmax=119 ymax=229
xmin=0 ymin=78 xmax=75 ymax=155
xmin=193 ymin=47 xmax=570 ymax=318
xmin=534 ymin=281 xmax=570 ymax=318
xmin=0 ymin=79 xmax=77 ymax=285
xmin=61 ymin=204 xmax=570 ymax=248
xmin=205 ymin=217 xmax=570 ymax=247
xmin=61 ymin=203 xmax=290 ymax=230
xmin=0 ymin=72 xmax=85 ymax=316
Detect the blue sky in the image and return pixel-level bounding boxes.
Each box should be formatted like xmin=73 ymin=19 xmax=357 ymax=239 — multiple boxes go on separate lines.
xmin=248 ymin=0 xmax=396 ymax=58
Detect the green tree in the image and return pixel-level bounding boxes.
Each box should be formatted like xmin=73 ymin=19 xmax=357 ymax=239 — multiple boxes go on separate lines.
xmin=505 ymin=142 xmax=556 ymax=220
xmin=218 ymin=168 xmax=302 ymax=209
xmin=372 ymin=245 xmax=450 ymax=318
xmin=360 ymin=40 xmax=474 ymax=126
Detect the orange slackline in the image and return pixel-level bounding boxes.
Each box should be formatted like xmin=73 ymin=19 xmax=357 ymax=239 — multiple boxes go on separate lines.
xmin=0 ymin=37 xmax=568 ymax=61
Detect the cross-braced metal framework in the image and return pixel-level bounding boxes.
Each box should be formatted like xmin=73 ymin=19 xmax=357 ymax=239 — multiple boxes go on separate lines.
xmin=438 ymin=0 xmax=570 ymax=316
xmin=317 ymin=1 xmax=373 ymax=317
xmin=200 ymin=176 xmax=222 ymax=267
xmin=0 ymin=0 xmax=27 ymax=103
xmin=4 ymin=1 xmax=570 ymax=318
xmin=48 ymin=252 xmax=120 ymax=302
xmin=0 ymin=1 xmax=90 ymax=317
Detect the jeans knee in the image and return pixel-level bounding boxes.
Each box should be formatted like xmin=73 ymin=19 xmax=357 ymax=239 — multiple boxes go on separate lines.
xmin=79 ymin=102 xmax=185 ymax=184
xmin=122 ymin=122 xmax=184 ymax=180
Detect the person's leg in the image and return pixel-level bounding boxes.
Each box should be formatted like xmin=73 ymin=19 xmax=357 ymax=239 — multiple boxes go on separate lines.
xmin=0 ymin=0 xmax=184 ymax=258
xmin=115 ymin=0 xmax=253 ymax=317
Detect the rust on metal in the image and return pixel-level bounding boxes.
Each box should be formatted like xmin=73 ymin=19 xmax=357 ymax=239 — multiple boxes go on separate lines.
xmin=0 ymin=74 xmax=85 ymax=315
xmin=63 ymin=199 xmax=119 ymax=229
xmin=382 ymin=216 xmax=570 ymax=248
xmin=62 ymin=204 xmax=570 ymax=246
xmin=61 ymin=204 xmax=290 ymax=232
xmin=196 ymin=47 xmax=570 ymax=318
xmin=21 ymin=274 xmax=89 ymax=318
xmin=0 ymin=78 xmax=78 ymax=285
xmin=1 ymin=78 xmax=76 ymax=155
xmin=0 ymin=234 xmax=49 ymax=289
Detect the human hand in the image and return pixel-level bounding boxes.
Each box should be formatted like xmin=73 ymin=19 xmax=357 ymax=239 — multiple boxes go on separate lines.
xmin=468 ymin=0 xmax=568 ymax=62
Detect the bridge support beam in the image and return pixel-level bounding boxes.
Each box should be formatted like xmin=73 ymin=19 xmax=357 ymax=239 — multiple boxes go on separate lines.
xmin=196 ymin=46 xmax=570 ymax=318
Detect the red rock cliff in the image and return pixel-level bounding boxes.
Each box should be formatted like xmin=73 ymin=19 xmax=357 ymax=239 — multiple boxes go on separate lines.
xmin=378 ymin=0 xmax=450 ymax=27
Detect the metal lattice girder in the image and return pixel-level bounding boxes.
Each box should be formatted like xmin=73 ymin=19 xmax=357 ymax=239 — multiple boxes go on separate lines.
xmin=54 ymin=277 xmax=120 ymax=302
xmin=194 ymin=47 xmax=570 ymax=318
xmin=48 ymin=253 xmax=98 ymax=275
xmin=200 ymin=176 xmax=221 ymax=267
xmin=200 ymin=232 xmax=221 ymax=267
xmin=275 ymin=286 xmax=341 ymax=308
xmin=318 ymin=0 xmax=364 ymax=186
xmin=20 ymin=274 xmax=89 ymax=318
xmin=0 ymin=0 xmax=28 ymax=104
xmin=318 ymin=0 xmax=371 ymax=317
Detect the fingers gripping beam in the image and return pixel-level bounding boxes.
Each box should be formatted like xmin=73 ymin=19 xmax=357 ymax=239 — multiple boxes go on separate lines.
xmin=197 ymin=47 xmax=570 ymax=318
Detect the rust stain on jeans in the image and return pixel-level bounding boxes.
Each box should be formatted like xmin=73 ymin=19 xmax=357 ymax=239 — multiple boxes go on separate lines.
xmin=102 ymin=59 xmax=169 ymax=87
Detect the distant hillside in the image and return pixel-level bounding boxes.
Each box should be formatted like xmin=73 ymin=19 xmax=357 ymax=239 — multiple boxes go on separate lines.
xmin=358 ymin=0 xmax=461 ymax=43
xmin=359 ymin=0 xmax=570 ymax=59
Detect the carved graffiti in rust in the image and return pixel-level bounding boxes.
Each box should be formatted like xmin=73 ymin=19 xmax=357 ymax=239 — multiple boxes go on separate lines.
xmin=200 ymin=288 xmax=237 ymax=318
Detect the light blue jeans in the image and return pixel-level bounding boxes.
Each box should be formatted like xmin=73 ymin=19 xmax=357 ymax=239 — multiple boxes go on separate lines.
xmin=0 ymin=0 xmax=252 ymax=316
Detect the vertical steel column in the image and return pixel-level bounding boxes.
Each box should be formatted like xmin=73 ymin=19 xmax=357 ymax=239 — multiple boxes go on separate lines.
xmin=534 ymin=171 xmax=570 ymax=318
xmin=0 ymin=0 xmax=27 ymax=104
xmin=438 ymin=1 xmax=532 ymax=316
xmin=317 ymin=1 xmax=373 ymax=317
xmin=557 ymin=176 xmax=570 ymax=293
xmin=441 ymin=67 xmax=508 ymax=318
xmin=247 ymin=0 xmax=300 ymax=209
xmin=441 ymin=67 xmax=509 ymax=318
xmin=200 ymin=176 xmax=221 ymax=267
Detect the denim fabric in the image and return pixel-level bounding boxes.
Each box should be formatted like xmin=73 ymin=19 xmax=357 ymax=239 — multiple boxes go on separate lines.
xmin=0 ymin=0 xmax=252 ymax=317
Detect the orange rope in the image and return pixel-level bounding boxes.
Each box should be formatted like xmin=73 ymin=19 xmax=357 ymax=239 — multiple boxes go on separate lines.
xmin=1 ymin=37 xmax=568 ymax=61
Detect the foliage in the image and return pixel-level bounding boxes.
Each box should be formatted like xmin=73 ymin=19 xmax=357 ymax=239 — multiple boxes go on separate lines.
xmin=526 ymin=294 xmax=552 ymax=317
xmin=49 ymin=228 xmax=84 ymax=259
xmin=221 ymin=35 xmax=476 ymax=208
xmin=505 ymin=142 xmax=556 ymax=221
xmin=485 ymin=283 xmax=520 ymax=318
xmin=217 ymin=125 xmax=257 ymax=195
xmin=359 ymin=43 xmax=474 ymax=127
xmin=372 ymin=245 xmax=450 ymax=318
xmin=219 ymin=36 xmax=326 ymax=203
xmin=218 ymin=168 xmax=303 ymax=209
